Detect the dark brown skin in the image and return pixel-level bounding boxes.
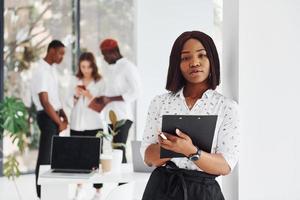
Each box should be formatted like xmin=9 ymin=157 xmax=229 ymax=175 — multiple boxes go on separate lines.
xmin=95 ymin=47 xmax=125 ymax=109
xmin=39 ymin=47 xmax=68 ymax=133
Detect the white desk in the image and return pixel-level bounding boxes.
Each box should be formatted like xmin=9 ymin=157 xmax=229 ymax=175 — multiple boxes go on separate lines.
xmin=38 ymin=164 xmax=151 ymax=200
xmin=106 ymin=181 xmax=148 ymax=200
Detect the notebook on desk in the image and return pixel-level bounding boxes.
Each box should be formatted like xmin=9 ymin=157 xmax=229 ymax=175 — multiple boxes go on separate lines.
xmin=160 ymin=115 xmax=218 ymax=158
xmin=41 ymin=136 xmax=101 ymax=179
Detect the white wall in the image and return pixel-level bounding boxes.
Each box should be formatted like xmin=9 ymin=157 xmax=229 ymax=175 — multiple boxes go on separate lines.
xmin=237 ymin=0 xmax=300 ymax=199
xmin=136 ymin=0 xmax=214 ymax=139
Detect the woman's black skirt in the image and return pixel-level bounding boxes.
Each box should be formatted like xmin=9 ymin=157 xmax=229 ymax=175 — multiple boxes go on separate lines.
xmin=142 ymin=161 xmax=225 ymax=200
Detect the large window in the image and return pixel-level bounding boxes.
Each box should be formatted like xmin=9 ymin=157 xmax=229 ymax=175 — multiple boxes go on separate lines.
xmin=80 ymin=0 xmax=136 ymax=63
xmin=3 ymin=0 xmax=73 ymax=173
xmin=1 ymin=0 xmax=136 ymax=173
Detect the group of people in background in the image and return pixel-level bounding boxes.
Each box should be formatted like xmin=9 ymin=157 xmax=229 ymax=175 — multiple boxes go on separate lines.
xmin=31 ymin=38 xmax=141 ymax=200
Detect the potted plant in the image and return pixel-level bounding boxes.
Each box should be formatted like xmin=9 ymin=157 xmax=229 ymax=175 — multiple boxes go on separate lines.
xmin=96 ymin=110 xmax=126 ymax=148
xmin=0 ymin=96 xmax=30 ymax=200
xmin=96 ymin=110 xmax=126 ymax=172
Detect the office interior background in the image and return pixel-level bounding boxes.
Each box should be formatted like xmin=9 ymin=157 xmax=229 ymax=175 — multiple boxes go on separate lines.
xmin=1 ymin=0 xmax=300 ymax=200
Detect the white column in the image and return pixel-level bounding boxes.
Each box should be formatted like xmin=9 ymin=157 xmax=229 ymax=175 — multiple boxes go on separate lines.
xmin=238 ymin=0 xmax=300 ymax=199
xmin=222 ymin=0 xmax=239 ymax=199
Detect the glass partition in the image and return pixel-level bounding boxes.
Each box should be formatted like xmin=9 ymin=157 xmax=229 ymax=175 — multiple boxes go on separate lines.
xmin=3 ymin=0 xmax=73 ymax=173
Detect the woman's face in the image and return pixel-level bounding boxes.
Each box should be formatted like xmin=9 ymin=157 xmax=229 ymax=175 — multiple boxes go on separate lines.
xmin=80 ymin=60 xmax=93 ymax=78
xmin=180 ymin=38 xmax=210 ymax=85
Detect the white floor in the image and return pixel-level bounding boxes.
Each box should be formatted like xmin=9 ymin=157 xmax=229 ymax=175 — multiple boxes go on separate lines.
xmin=0 ymin=174 xmax=118 ymax=200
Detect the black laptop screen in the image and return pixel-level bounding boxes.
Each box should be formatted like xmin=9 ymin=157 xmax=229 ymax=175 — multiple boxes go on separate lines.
xmin=51 ymin=136 xmax=100 ymax=170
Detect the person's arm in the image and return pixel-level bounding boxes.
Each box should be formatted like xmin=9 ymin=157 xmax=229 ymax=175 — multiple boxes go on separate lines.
xmin=176 ymin=130 xmax=231 ymax=175
xmin=140 ymin=95 xmax=170 ymax=167
xmin=91 ymin=95 xmax=123 ymax=109
xmin=160 ymin=100 xmax=240 ymax=175
xmin=39 ymin=92 xmax=67 ymax=132
xmin=89 ymin=80 xmax=119 ymax=109
xmin=73 ymin=85 xmax=82 ymax=104
xmin=73 ymin=89 xmax=80 ymax=105
xmin=192 ymin=151 xmax=231 ymax=175
xmin=66 ymin=76 xmax=80 ymax=108
xmin=108 ymin=96 xmax=123 ymax=101
xmin=59 ymin=109 xmax=68 ymax=124
xmin=101 ymin=95 xmax=123 ymax=105
xmin=160 ymin=130 xmax=230 ymax=175
xmin=144 ymin=143 xmax=171 ymax=167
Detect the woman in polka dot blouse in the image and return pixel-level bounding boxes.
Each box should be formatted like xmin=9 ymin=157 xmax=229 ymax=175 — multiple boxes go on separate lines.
xmin=141 ymin=31 xmax=240 ymax=200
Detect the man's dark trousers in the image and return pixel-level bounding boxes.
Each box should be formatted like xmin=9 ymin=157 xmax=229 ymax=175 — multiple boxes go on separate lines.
xmin=35 ymin=111 xmax=59 ymax=198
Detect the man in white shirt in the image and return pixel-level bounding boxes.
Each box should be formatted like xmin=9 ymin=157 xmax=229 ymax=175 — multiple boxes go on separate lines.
xmin=31 ymin=40 xmax=68 ymax=198
xmin=97 ymin=39 xmax=141 ymax=163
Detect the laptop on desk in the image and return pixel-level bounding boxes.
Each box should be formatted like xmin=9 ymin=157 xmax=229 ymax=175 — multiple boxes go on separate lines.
xmin=131 ymin=141 xmax=155 ymax=173
xmin=41 ymin=136 xmax=101 ymax=179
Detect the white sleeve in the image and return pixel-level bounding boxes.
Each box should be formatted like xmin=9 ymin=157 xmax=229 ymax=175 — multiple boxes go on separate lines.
xmin=65 ymin=76 xmax=78 ymax=108
xmin=122 ymin=64 xmax=142 ymax=102
xmin=94 ymin=79 xmax=106 ymax=97
xmin=140 ymin=95 xmax=162 ymax=161
xmin=215 ymin=99 xmax=240 ymax=171
xmin=34 ymin=68 xmax=49 ymax=94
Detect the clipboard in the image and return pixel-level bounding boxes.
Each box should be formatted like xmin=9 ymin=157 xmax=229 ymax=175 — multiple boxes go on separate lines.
xmin=160 ymin=115 xmax=218 ymax=158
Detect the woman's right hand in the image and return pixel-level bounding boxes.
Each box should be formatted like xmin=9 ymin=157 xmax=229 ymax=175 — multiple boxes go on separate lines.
xmin=158 ymin=130 xmax=196 ymax=157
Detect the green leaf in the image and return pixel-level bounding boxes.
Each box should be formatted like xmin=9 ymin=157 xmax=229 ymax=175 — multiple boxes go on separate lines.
xmin=0 ymin=96 xmax=29 ymax=178
xmin=96 ymin=130 xmax=112 ymax=141
xmin=111 ymin=130 xmax=118 ymax=136
xmin=0 ymin=97 xmax=29 ymax=134
xmin=112 ymin=142 xmax=126 ymax=149
xmin=97 ymin=130 xmax=106 ymax=137
xmin=3 ymin=155 xmax=21 ymax=179
xmin=115 ymin=120 xmax=126 ymax=129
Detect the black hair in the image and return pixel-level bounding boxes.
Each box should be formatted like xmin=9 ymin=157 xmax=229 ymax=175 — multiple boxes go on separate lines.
xmin=47 ymin=40 xmax=65 ymax=52
xmin=76 ymin=52 xmax=101 ymax=81
xmin=166 ymin=31 xmax=220 ymax=93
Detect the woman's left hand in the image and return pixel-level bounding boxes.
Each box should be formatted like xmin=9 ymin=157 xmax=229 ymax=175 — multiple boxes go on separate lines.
xmin=159 ymin=129 xmax=197 ymax=157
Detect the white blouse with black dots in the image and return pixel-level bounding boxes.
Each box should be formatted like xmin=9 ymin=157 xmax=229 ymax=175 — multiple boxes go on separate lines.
xmin=140 ymin=88 xmax=240 ymax=171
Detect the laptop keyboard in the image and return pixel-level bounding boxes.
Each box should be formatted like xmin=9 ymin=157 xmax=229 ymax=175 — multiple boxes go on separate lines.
xmin=52 ymin=169 xmax=92 ymax=174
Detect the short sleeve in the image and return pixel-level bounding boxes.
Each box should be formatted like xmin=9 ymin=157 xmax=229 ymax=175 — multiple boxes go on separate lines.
xmin=65 ymin=76 xmax=78 ymax=108
xmin=215 ymin=99 xmax=240 ymax=171
xmin=140 ymin=95 xmax=162 ymax=161
xmin=34 ymin=67 xmax=49 ymax=94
